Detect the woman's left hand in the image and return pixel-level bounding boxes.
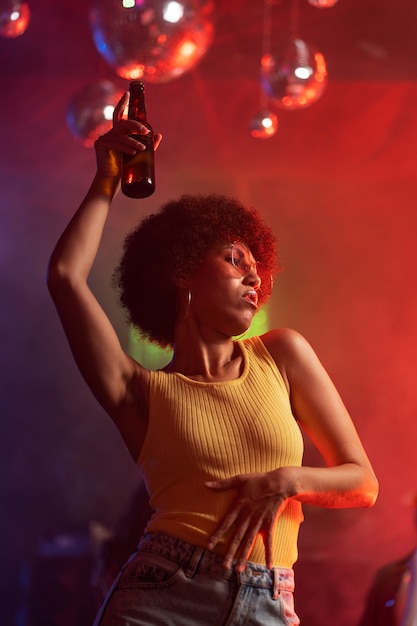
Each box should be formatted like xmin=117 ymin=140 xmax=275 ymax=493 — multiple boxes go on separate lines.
xmin=94 ymin=91 xmax=163 ymax=180
xmin=205 ymin=468 xmax=295 ymax=571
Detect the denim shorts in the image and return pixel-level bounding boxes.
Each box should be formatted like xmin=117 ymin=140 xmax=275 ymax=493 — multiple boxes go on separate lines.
xmin=93 ymin=532 xmax=300 ymax=625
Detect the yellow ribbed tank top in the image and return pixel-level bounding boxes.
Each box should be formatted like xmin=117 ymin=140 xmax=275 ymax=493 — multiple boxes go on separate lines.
xmin=138 ymin=335 xmax=304 ymax=568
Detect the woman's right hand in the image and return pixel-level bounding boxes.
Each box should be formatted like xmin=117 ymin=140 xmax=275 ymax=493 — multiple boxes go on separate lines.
xmin=94 ymin=91 xmax=162 ymax=180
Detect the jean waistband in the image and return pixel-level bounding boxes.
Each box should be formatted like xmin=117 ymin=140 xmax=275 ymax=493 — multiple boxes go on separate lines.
xmin=137 ymin=532 xmax=294 ymax=596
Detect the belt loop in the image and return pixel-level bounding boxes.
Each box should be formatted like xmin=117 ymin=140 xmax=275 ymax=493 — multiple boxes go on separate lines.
xmin=184 ymin=546 xmax=204 ymax=578
xmin=272 ymin=567 xmax=280 ymax=601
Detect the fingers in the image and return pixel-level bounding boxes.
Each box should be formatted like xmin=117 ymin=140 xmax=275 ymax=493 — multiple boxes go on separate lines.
xmin=222 ymin=517 xmax=252 ymax=571
xmin=205 ymin=476 xmax=238 ymax=492
xmin=95 ymin=134 xmax=141 ymax=156
xmin=264 ymin=533 xmax=274 ymax=571
xmin=235 ymin=529 xmax=258 ymax=573
xmin=207 ymin=507 xmax=239 ymax=551
xmin=95 ymin=120 xmax=150 ymax=156
xmin=205 ymin=473 xmax=284 ymax=573
xmin=97 ymin=94 xmax=163 ymax=155
xmin=113 ymin=91 xmax=129 ymax=124
xmin=225 ymin=516 xmax=263 ymax=572
xmin=207 ymin=505 xmax=262 ymax=573
xmin=153 ymin=133 xmax=163 ymax=151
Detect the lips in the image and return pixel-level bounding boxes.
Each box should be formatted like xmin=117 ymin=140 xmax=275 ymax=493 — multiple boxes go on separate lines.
xmin=242 ymin=290 xmax=258 ymax=308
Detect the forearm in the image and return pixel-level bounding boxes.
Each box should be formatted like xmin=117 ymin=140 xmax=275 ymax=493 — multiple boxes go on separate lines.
xmin=270 ymin=463 xmax=378 ymax=509
xmin=47 ymin=173 xmax=119 ymax=288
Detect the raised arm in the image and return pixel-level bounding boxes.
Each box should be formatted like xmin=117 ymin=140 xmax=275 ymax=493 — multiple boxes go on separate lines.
xmin=47 ymin=94 xmax=161 ymax=458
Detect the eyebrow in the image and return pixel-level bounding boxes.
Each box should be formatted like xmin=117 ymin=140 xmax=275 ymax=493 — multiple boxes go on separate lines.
xmin=230 ymin=243 xmax=256 ymax=262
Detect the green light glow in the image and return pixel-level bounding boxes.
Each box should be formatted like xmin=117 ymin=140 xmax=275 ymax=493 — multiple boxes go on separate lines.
xmin=128 ymin=328 xmax=172 ymax=370
xmin=236 ymin=306 xmax=269 ymax=340
xmin=128 ymin=305 xmax=270 ymax=369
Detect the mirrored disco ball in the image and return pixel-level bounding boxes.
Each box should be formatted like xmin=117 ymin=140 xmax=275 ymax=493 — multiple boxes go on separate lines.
xmin=0 ymin=0 xmax=30 ymax=37
xmin=66 ymin=81 xmax=124 ymax=147
xmin=308 ymin=0 xmax=338 ymax=7
xmin=261 ymin=39 xmax=327 ymax=110
xmin=89 ymin=0 xmax=215 ymax=83
xmin=250 ymin=110 xmax=278 ymax=139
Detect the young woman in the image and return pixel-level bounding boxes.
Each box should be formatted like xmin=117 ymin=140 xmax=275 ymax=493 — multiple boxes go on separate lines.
xmin=47 ymin=93 xmax=378 ymax=625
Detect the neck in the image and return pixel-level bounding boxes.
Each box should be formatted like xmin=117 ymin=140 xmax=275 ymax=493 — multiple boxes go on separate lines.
xmin=166 ymin=331 xmax=243 ymax=382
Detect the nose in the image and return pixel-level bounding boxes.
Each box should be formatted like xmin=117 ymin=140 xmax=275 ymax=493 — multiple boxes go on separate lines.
xmin=244 ymin=266 xmax=262 ymax=290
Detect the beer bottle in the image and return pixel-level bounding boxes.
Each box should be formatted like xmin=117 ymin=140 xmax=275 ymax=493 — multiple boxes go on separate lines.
xmin=121 ymin=81 xmax=155 ymax=198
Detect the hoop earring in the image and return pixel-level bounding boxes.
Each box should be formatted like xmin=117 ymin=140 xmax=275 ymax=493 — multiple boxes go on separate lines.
xmin=177 ymin=288 xmax=191 ymax=323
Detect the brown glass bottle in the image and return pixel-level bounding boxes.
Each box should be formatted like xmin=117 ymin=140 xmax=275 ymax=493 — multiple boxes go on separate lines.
xmin=121 ymin=81 xmax=155 ymax=198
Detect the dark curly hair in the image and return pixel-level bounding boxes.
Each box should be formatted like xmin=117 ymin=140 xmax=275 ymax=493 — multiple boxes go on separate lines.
xmin=113 ymin=194 xmax=281 ymax=348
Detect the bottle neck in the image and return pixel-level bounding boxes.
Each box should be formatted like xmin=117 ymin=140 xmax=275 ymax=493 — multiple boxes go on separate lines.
xmin=128 ymin=82 xmax=147 ymax=122
xmin=128 ymin=95 xmax=147 ymax=122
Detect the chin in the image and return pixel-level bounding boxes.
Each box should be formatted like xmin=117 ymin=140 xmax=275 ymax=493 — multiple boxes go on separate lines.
xmin=222 ymin=310 xmax=254 ymax=338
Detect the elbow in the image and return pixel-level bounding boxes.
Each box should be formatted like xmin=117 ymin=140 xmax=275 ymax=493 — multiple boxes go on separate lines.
xmin=46 ymin=257 xmax=74 ymax=299
xmin=361 ymin=473 xmax=379 ymax=508
xmin=368 ymin=479 xmax=379 ymax=508
xmin=46 ymin=259 xmax=64 ymax=296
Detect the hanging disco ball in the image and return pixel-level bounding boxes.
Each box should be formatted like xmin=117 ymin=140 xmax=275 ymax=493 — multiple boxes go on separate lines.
xmin=66 ymin=81 xmax=124 ymax=147
xmin=250 ymin=110 xmax=278 ymax=139
xmin=0 ymin=0 xmax=30 ymax=37
xmin=89 ymin=0 xmax=215 ymax=83
xmin=308 ymin=0 xmax=338 ymax=7
xmin=261 ymin=39 xmax=327 ymax=111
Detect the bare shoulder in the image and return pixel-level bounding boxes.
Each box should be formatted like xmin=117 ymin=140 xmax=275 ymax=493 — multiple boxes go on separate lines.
xmin=261 ymin=328 xmax=318 ymax=382
xmin=261 ymin=327 xmax=309 ymax=354
xmin=261 ymin=327 xmax=344 ymax=427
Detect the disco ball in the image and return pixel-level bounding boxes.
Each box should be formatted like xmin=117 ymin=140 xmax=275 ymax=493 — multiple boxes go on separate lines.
xmin=89 ymin=0 xmax=215 ymax=83
xmin=66 ymin=81 xmax=124 ymax=147
xmin=261 ymin=39 xmax=327 ymax=110
xmin=0 ymin=0 xmax=30 ymax=37
xmin=308 ymin=0 xmax=338 ymax=7
xmin=250 ymin=111 xmax=278 ymax=139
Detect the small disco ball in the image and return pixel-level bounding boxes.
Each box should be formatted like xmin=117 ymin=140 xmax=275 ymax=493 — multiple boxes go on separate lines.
xmin=89 ymin=0 xmax=215 ymax=83
xmin=308 ymin=0 xmax=338 ymax=7
xmin=250 ymin=110 xmax=278 ymax=139
xmin=0 ymin=0 xmax=30 ymax=37
xmin=261 ymin=39 xmax=327 ymax=110
xmin=66 ymin=81 xmax=124 ymax=147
